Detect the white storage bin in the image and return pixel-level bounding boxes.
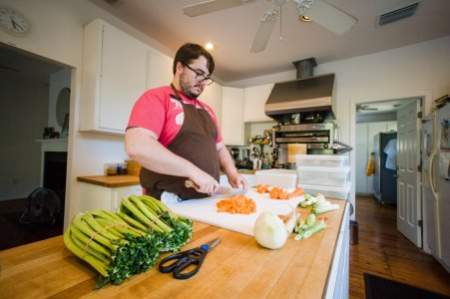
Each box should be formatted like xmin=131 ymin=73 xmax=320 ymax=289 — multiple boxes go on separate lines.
xmin=299 ymin=183 xmax=350 ymax=200
xmin=295 ymin=154 xmax=349 ymax=168
xmin=297 ymin=166 xmax=350 ymax=187
xmin=254 ymin=169 xmax=297 ymax=189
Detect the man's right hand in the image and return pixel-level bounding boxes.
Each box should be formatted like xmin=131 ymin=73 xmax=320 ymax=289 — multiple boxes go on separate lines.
xmin=189 ymin=169 xmax=219 ymax=195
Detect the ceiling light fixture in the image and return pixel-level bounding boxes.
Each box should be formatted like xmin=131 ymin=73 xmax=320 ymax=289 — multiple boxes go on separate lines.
xmin=205 ymin=42 xmax=214 ymax=50
xmin=300 ymin=15 xmax=312 ymax=22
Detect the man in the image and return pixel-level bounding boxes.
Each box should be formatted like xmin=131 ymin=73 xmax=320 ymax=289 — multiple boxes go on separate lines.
xmin=125 ymin=43 xmax=247 ymax=200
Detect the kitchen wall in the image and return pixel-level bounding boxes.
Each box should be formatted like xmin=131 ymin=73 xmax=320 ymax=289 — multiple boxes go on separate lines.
xmin=0 ymin=70 xmax=49 ymax=201
xmin=0 ymin=0 xmax=177 ymax=226
xmin=229 ymin=35 xmax=450 ymax=217
xmin=201 ymin=82 xmax=223 ymax=124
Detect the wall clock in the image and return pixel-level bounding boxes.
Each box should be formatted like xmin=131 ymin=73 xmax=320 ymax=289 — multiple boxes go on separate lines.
xmin=0 ymin=7 xmax=30 ymax=36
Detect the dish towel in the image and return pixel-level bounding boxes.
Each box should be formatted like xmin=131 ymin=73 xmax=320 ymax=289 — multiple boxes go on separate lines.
xmin=366 ymin=153 xmax=375 ymax=176
xmin=384 ymin=139 xmax=397 ymax=170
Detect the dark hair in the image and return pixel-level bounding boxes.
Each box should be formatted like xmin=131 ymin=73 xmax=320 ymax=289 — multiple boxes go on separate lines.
xmin=172 ymin=43 xmax=215 ymax=75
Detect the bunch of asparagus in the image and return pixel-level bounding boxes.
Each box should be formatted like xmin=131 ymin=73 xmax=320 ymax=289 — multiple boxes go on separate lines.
xmin=63 ymin=195 xmax=192 ymax=288
xmin=119 ymin=195 xmax=192 ymax=252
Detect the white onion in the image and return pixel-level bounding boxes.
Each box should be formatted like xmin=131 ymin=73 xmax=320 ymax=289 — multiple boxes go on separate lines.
xmin=254 ymin=211 xmax=295 ymax=250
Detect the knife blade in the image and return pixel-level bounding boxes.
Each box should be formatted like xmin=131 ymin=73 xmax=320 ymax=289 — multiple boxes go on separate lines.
xmin=184 ymin=180 xmax=246 ymax=198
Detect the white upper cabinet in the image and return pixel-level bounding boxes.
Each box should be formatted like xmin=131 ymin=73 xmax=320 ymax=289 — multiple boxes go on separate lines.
xmin=80 ymin=19 xmax=148 ymax=134
xmin=221 ymin=87 xmax=245 ymax=145
xmin=243 ymin=84 xmax=273 ymax=122
xmin=146 ymin=48 xmax=173 ymax=89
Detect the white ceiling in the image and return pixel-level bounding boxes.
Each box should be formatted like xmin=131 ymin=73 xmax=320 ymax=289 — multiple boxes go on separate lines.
xmin=356 ymin=98 xmax=416 ymax=115
xmin=90 ymin=0 xmax=450 ymax=82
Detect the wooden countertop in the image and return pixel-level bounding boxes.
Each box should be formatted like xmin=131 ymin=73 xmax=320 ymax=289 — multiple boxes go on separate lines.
xmin=77 ymin=175 xmax=140 ymax=187
xmin=0 ymin=200 xmax=346 ymax=299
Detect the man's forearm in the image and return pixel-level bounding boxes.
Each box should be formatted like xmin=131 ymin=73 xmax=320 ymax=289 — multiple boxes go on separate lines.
xmin=125 ymin=129 xmax=200 ymax=179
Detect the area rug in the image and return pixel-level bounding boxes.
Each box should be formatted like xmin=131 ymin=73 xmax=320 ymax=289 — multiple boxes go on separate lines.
xmin=364 ymin=273 xmax=450 ymax=299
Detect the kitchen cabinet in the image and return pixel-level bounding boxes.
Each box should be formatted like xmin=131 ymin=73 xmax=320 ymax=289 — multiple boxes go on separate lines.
xmin=221 ymin=87 xmax=245 ymax=145
xmin=325 ymin=204 xmax=350 ymax=299
xmin=146 ymin=48 xmax=173 ymax=89
xmin=77 ymin=176 xmax=142 ymax=212
xmin=243 ymin=84 xmax=273 ymax=122
xmin=79 ymin=19 xmax=148 ymax=134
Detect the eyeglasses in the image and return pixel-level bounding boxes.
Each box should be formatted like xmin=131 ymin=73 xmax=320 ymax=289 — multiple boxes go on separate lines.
xmin=183 ymin=63 xmax=214 ymax=86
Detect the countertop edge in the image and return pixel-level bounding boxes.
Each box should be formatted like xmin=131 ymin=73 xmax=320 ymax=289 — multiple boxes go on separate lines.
xmin=77 ymin=175 xmax=140 ymax=188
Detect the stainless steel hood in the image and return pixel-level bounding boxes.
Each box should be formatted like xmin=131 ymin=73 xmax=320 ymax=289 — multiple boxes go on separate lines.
xmin=265 ymin=58 xmax=335 ymax=118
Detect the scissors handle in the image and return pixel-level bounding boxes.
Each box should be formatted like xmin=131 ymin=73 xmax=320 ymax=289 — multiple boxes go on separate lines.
xmin=158 ymin=248 xmax=207 ymax=280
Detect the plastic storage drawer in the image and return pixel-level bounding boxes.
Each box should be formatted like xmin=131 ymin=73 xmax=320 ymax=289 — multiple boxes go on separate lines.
xmin=298 ymin=183 xmax=350 ymax=200
xmin=254 ymin=169 xmax=298 ymax=189
xmin=295 ymin=154 xmax=349 ymax=167
xmin=297 ymin=166 xmax=350 ymax=187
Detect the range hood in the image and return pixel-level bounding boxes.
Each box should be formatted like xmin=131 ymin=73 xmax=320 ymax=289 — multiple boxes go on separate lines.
xmin=265 ymin=58 xmax=335 ymax=118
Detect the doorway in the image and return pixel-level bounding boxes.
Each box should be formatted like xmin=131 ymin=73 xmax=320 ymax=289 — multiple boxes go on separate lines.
xmin=0 ymin=43 xmax=72 ymax=250
xmin=354 ymin=97 xmax=423 ymax=247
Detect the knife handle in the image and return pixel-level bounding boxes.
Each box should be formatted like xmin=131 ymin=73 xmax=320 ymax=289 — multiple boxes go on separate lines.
xmin=185 ymin=180 xmax=199 ymax=190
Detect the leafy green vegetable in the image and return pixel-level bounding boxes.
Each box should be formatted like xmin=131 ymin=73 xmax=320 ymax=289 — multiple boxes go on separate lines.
xmin=64 ymin=195 xmax=193 ymax=289
xmin=295 ymin=193 xmax=338 ymax=240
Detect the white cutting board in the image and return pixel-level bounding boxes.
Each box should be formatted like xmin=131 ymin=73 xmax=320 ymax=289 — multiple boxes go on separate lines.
xmin=161 ymin=189 xmax=304 ymax=236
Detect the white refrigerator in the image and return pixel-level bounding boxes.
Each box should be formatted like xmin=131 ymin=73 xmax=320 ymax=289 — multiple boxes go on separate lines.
xmin=422 ymin=99 xmax=450 ymax=272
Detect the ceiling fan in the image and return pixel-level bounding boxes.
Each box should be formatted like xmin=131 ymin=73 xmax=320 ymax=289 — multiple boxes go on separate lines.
xmin=183 ymin=0 xmax=357 ymax=53
xmin=356 ymin=104 xmax=379 ymax=113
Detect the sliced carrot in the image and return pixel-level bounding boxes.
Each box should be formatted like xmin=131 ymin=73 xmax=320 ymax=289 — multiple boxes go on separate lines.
xmin=256 ymin=184 xmax=269 ymax=193
xmin=255 ymin=185 xmax=304 ymax=200
xmin=269 ymin=187 xmax=289 ymax=200
xmin=216 ymin=195 xmax=256 ymax=214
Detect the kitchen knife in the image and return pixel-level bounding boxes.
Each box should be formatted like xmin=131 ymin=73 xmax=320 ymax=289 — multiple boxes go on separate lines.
xmin=184 ymin=180 xmax=246 ymax=198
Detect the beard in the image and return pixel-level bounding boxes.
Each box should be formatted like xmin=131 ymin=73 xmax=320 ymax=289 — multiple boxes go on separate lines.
xmin=180 ymin=75 xmax=203 ymax=98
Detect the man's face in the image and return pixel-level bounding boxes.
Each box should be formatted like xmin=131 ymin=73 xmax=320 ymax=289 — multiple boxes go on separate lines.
xmin=179 ymin=56 xmax=211 ymax=98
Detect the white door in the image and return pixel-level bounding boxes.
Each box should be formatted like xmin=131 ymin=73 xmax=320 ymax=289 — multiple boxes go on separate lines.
xmin=397 ymin=100 xmax=422 ymax=247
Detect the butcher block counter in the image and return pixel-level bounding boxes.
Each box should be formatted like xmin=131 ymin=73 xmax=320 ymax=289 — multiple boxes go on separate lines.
xmin=0 ymin=200 xmax=349 ymax=299
xmin=77 ymin=175 xmax=140 ymax=187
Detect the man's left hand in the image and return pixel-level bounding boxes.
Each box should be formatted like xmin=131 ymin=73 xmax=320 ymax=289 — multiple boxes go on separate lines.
xmin=227 ymin=172 xmax=248 ymax=191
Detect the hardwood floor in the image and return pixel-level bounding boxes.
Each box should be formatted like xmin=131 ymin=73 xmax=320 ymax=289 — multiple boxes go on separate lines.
xmin=0 ymin=198 xmax=63 ymax=250
xmin=350 ymin=196 xmax=450 ymax=298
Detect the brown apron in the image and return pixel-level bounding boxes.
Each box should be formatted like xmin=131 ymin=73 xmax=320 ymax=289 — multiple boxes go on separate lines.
xmin=140 ymin=85 xmax=220 ymax=200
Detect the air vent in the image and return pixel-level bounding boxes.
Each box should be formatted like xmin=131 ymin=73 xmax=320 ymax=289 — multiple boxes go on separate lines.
xmin=104 ymin=0 xmax=120 ymax=5
xmin=378 ymin=2 xmax=419 ymax=26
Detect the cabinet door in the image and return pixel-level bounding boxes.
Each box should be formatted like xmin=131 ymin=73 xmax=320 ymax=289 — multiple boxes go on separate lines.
xmin=221 ymin=87 xmax=244 ymax=145
xmin=98 ymin=23 xmax=147 ymax=133
xmin=243 ymin=84 xmax=273 ymax=122
xmin=147 ymin=49 xmax=173 ymax=89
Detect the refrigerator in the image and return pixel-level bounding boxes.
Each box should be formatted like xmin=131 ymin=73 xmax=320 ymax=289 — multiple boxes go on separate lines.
xmin=373 ymin=132 xmax=398 ymax=204
xmin=422 ymin=100 xmax=450 ymax=272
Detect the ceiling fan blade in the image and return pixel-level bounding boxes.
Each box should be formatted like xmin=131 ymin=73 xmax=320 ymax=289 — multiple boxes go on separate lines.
xmin=250 ymin=10 xmax=278 ymax=53
xmin=307 ymin=0 xmax=357 ymax=35
xmin=0 ymin=65 xmax=20 ymax=72
xmin=183 ymin=0 xmax=254 ymax=17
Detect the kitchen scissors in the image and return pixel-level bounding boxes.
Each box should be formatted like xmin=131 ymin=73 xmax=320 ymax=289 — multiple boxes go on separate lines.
xmin=158 ymin=237 xmax=221 ymax=279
